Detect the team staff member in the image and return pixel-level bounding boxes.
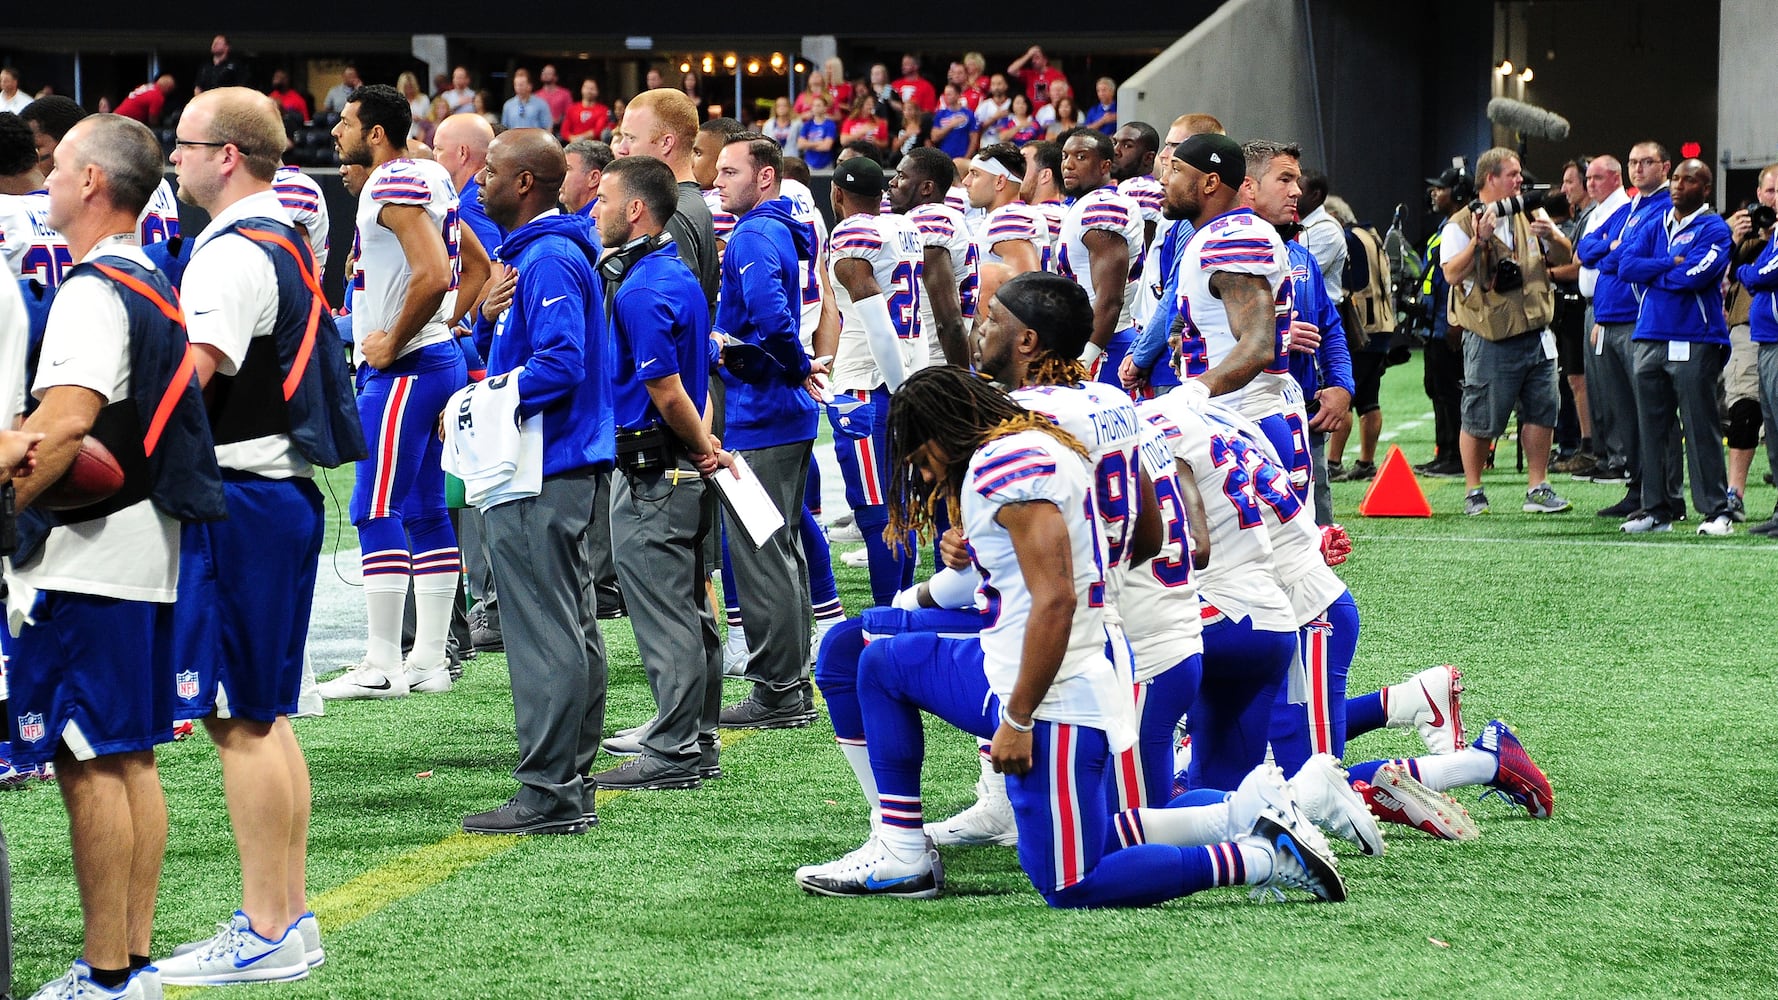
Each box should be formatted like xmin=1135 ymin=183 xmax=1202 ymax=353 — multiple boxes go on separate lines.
xmin=590 ymin=154 xmax=731 ymax=791
xmin=0 ymin=237 xmax=36 ymax=1000
xmin=463 ymin=129 xmax=614 ymax=834
xmin=153 ymin=88 xmax=365 ymax=986
xmin=711 ymin=133 xmax=823 ymax=728
xmin=9 ymin=114 xmax=224 ymax=1000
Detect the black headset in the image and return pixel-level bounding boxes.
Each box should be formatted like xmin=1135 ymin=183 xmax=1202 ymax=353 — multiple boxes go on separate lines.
xmin=600 ymin=232 xmax=669 ymax=286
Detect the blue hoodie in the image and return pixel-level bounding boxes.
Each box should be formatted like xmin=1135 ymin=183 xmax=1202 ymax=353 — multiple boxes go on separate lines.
xmin=1578 ymin=187 xmax=1670 ymax=323
xmin=1284 ymin=240 xmax=1354 ymax=399
xmin=474 ymin=211 xmax=613 ymax=476
xmin=1737 ymin=232 xmax=1778 ymax=344
xmin=1619 ymin=206 xmax=1731 ymax=345
xmin=714 ymin=195 xmax=818 ymax=450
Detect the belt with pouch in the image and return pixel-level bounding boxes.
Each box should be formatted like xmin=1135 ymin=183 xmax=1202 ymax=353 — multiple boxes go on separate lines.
xmin=616 ymin=424 xmax=683 ymax=473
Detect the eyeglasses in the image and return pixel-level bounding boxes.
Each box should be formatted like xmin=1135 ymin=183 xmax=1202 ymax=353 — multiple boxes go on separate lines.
xmin=174 ymin=138 xmax=251 ymax=155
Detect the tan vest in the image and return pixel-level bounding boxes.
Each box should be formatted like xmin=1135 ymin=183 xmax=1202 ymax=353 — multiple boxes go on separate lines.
xmin=1347 ymin=225 xmax=1398 ymax=335
xmin=1445 ymin=211 xmax=1558 ymax=342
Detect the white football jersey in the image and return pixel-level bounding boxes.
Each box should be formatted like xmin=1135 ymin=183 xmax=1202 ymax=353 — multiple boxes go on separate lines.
xmin=1117 ymin=174 xmax=1165 ymax=229
xmin=1011 ymin=382 xmax=1141 ymax=628
xmin=827 ymin=212 xmax=925 ymax=391
xmin=1056 ymin=186 xmax=1144 ymax=331
xmin=908 ymin=201 xmax=980 ymax=364
xmin=1129 ymin=217 xmax=1174 ymax=333
xmin=0 ymin=191 xmax=70 ymax=287
xmin=1035 ymin=198 xmax=1067 ymax=255
xmin=972 ymin=201 xmax=1049 ymax=270
xmin=349 ymin=157 xmax=460 ymax=365
xmin=1122 ymin=404 xmax=1204 ymax=681
xmin=1176 ymin=208 xmax=1297 ymax=420
xmin=137 ymin=178 xmax=181 ymax=246
xmin=273 ymin=166 xmax=330 ymax=262
xmin=963 ymin=428 xmax=1134 ymax=750
xmin=1149 ymin=393 xmax=1297 ymax=632
xmin=780 ymin=178 xmax=828 ymax=353
xmin=702 ymin=187 xmax=738 ymax=244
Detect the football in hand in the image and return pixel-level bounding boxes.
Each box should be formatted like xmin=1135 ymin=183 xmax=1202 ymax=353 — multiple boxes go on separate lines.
xmin=37 ymin=436 xmax=126 ymax=511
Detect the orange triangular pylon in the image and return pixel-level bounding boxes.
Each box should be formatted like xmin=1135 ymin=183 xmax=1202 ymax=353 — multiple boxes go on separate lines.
xmin=1357 ymin=444 xmax=1433 ymax=517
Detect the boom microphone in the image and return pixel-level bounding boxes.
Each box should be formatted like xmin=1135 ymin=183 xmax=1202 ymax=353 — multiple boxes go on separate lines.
xmin=1487 ymin=97 xmax=1571 ymax=142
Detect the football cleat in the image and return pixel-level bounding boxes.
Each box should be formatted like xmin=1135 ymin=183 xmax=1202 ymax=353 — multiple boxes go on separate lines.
xmin=1473 ymin=720 xmax=1554 ymax=819
xmin=1242 ymin=807 xmax=1346 ymax=902
xmin=795 ymin=835 xmax=943 ymax=899
xmin=924 ymin=769 xmax=1018 ymax=847
xmin=402 ymin=657 xmax=453 ymax=694
xmin=1289 ymin=754 xmax=1385 ymax=857
xmin=1357 ymin=764 xmax=1480 ymax=841
xmin=316 ymin=664 xmax=407 ymax=700
xmin=1388 ymin=665 xmax=1465 ymax=754
xmin=154 ymin=911 xmax=309 ymax=986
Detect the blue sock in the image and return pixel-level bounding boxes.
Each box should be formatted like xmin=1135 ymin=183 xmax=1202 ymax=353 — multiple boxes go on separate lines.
xmin=1345 ymin=692 xmax=1387 ymax=739
xmin=1043 ymin=843 xmax=1239 ymax=909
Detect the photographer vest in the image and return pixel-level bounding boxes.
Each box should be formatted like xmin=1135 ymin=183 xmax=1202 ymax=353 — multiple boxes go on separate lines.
xmin=1445 ymin=210 xmax=1554 ymax=342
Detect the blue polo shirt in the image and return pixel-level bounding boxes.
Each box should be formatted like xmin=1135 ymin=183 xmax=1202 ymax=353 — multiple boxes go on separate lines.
xmin=610 ymin=239 xmax=710 ymax=430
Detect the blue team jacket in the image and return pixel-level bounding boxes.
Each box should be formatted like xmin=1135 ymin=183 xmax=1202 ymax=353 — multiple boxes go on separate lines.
xmin=1737 ymin=232 xmax=1778 ymax=344
xmin=1618 ymin=208 xmax=1731 ymax=345
xmin=714 ymin=196 xmax=817 ymax=450
xmin=1285 ymin=240 xmax=1355 ymax=398
xmin=1578 ymin=188 xmax=1671 ymax=324
xmin=475 ymin=212 xmax=614 ymax=475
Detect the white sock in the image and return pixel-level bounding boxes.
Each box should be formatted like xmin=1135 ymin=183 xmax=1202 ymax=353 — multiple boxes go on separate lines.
xmin=838 ymin=742 xmax=880 ymax=817
xmin=1408 ymin=748 xmax=1498 ymax=792
xmin=1238 ymin=842 xmax=1274 ymax=885
xmin=410 ymin=572 xmax=458 ymax=667
xmin=1132 ymin=803 xmax=1233 ymax=847
xmin=363 ymin=576 xmax=409 ymax=673
xmin=880 ymin=823 xmax=928 ymax=858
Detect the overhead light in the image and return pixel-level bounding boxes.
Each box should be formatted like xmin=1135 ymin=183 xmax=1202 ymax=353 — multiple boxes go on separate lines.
xmin=1518 ymin=67 xmax=1533 ymax=83
xmin=770 ymin=53 xmax=784 ymax=70
xmin=679 ymin=61 xmax=691 ymax=74
xmin=794 ymin=62 xmax=806 ymax=74
xmin=723 ymin=54 xmax=737 ymax=70
xmin=702 ymin=55 xmax=714 ymax=74
xmin=1496 ymin=60 xmax=1513 ymax=77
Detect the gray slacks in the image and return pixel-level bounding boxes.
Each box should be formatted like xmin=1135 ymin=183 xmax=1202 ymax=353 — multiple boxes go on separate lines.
xmin=1635 ymin=339 xmax=1728 ymax=521
xmin=458 ymin=505 xmax=497 ymax=627
xmin=1759 ymin=343 xmax=1778 ymax=504
xmin=483 ymin=471 xmax=606 ymax=819
xmin=725 ymin=439 xmax=813 ymax=702
xmin=1309 ymin=430 xmax=1332 ymax=526
xmin=611 ymin=464 xmax=721 ymax=767
xmin=1593 ymin=321 xmax=1641 ymax=478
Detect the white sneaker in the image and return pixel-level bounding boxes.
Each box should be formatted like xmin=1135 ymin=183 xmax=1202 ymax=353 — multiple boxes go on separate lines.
xmin=721 ymin=626 xmax=749 ymax=677
xmin=403 ymin=657 xmax=454 ymax=694
xmin=1223 ymin=764 xmax=1295 ymax=840
xmin=25 ymin=961 xmax=148 ymax=999
xmin=1289 ymin=754 xmax=1385 ymax=857
xmin=1697 ymin=514 xmax=1733 ymax=536
xmin=795 ymin=834 xmax=943 ymax=898
xmin=924 ymin=765 xmax=1018 ymax=846
xmin=826 ymin=515 xmax=863 ymax=542
xmin=292 ymin=911 xmax=325 ymax=968
xmin=1386 ymin=665 xmax=1466 ymax=753
xmin=316 ymin=663 xmax=407 ymax=700
xmin=1620 ymin=513 xmax=1672 ymax=533
xmin=840 ymin=547 xmax=871 ymax=568
xmin=154 ymin=911 xmax=309 ymax=986
xmin=293 ymin=652 xmax=325 ymax=718
xmin=1240 ymin=806 xmax=1347 ymax=902
xmin=133 ymin=966 xmax=160 ymax=1000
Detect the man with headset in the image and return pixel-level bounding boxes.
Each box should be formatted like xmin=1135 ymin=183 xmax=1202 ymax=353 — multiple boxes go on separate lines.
xmin=589 ymin=154 xmax=734 ymax=790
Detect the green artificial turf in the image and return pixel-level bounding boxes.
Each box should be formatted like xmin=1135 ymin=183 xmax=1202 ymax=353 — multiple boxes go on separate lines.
xmin=4 ymin=355 xmax=1775 ymax=998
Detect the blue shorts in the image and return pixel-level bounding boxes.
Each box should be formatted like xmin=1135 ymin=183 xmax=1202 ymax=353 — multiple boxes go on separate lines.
xmin=4 ymin=592 xmax=176 ymax=765
xmin=350 ymin=342 xmax=467 ymax=524
xmin=175 ymin=477 xmax=325 ymax=721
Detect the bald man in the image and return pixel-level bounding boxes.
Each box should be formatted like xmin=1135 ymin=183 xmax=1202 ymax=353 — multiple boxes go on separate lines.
xmin=434 ymin=112 xmax=502 ymax=252
xmin=461 ymin=129 xmax=614 ymax=834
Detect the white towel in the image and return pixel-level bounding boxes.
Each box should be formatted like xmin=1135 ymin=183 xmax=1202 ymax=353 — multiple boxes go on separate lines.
xmin=442 ymin=371 xmax=543 ymax=509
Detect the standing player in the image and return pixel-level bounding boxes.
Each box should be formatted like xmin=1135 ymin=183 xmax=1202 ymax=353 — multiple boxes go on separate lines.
xmin=1053 ymin=128 xmax=1149 ymax=391
xmin=1018 ymin=140 xmax=1067 ymax=263
xmin=23 ymin=97 xmax=186 ymax=250
xmin=962 ymin=143 xmax=1046 ymax=275
xmin=794 ymin=366 xmax=1342 ymax=905
xmin=889 ymin=147 xmax=978 ymax=367
xmin=272 ymin=164 xmax=329 ymax=262
xmin=321 ymin=84 xmax=481 ymax=700
xmin=0 ymin=110 xmax=69 ymax=342
xmin=1111 ymin=122 xmax=1165 ymax=249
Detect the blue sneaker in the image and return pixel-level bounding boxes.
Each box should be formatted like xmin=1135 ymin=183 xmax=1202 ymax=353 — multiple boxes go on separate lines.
xmin=1474 ymin=720 xmax=1554 ymax=819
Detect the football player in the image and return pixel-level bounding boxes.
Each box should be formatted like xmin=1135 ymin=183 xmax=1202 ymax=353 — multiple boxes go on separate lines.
xmin=961 ymin=143 xmax=1047 ymax=275
xmin=889 ymin=147 xmax=978 ymax=368
xmin=1053 ymin=128 xmax=1150 ymax=392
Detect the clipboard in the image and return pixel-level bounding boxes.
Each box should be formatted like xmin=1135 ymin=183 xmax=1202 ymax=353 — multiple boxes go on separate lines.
xmin=710 ymin=453 xmax=786 ymax=550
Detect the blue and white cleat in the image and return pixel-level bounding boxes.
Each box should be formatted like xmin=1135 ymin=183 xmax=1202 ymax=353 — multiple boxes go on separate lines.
xmin=1474 ymin=720 xmax=1554 ymax=819
xmin=1242 ymin=807 xmax=1346 ymax=902
xmin=795 ymin=835 xmax=944 ymax=899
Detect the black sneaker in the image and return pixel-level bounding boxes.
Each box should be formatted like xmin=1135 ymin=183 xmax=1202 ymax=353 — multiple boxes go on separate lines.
xmin=1326 ymin=461 xmax=1346 ymax=481
xmin=1339 ymin=460 xmax=1376 ymax=482
xmin=1589 ymin=464 xmax=1630 ymax=485
xmin=1596 ymin=493 xmax=1640 ymax=518
xmin=1417 ymin=456 xmax=1463 ymax=478
xmin=1749 ymin=513 xmax=1778 ymax=537
xmin=471 ymin=623 xmax=504 ymax=653
xmin=590 ymin=756 xmax=702 ymax=791
xmin=719 ymin=691 xmax=811 ymax=729
xmin=462 ymin=797 xmax=589 ymax=836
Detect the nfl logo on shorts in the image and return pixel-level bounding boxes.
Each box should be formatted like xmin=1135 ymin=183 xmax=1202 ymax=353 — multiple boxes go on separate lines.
xmin=177 ymin=670 xmax=201 ymax=700
xmin=18 ymin=712 xmax=45 ymax=744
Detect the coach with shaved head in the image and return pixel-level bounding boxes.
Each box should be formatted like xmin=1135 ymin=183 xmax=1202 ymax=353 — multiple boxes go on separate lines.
xmin=462 ymin=128 xmax=615 ymax=835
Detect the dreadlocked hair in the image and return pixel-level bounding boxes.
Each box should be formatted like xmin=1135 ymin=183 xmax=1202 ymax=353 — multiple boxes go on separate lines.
xmin=884 ymin=367 xmax=1089 ymax=550
xmin=1026 ymin=352 xmax=1089 ymax=387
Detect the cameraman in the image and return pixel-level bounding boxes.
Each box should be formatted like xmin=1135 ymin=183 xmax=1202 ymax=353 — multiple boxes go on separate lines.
xmin=1440 ymin=147 xmax=1574 ymax=516
xmin=1733 ymin=164 xmax=1778 ymax=535
xmin=1723 ymin=164 xmax=1777 ymax=527
xmin=1416 ymin=167 xmax=1472 ymax=477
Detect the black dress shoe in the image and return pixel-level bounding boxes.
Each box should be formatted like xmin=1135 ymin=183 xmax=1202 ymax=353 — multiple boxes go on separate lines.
xmin=1596 ymin=494 xmax=1640 ymax=518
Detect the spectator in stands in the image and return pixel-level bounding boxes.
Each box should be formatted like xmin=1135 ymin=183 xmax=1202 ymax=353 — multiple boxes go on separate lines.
xmin=502 ymin=69 xmax=551 ymax=130
xmin=1085 ymin=77 xmax=1117 ymax=134
xmin=645 ymin=67 xmax=665 ymax=91
xmin=894 ymin=54 xmax=936 ymax=115
xmin=681 ymin=71 xmax=703 ymax=111
xmin=323 ymin=65 xmax=362 ymax=116
xmin=945 ymin=63 xmax=979 ymax=111
xmin=114 ymin=75 xmax=176 ymax=125
xmin=397 ymin=71 xmax=434 ymax=142
xmin=537 ymin=64 xmax=573 ymax=128
xmin=929 ymin=83 xmax=976 ymax=159
xmin=1034 ymin=79 xmax=1072 ymax=130
xmin=841 ymin=93 xmax=889 ymax=149
xmin=866 ymin=64 xmax=894 ymax=104
xmin=823 ymin=58 xmax=851 ymax=112
xmin=562 ymin=79 xmax=610 ymax=143
xmin=1008 ymin=45 xmax=1066 ymax=108
xmin=0 ymin=68 xmax=28 ymax=113
xmin=1041 ymin=96 xmax=1078 ymax=140
xmin=766 ymin=97 xmax=797 ymax=152
xmin=268 ymin=69 xmax=309 ymax=121
xmin=975 ymin=74 xmax=1012 ymax=130
xmin=992 ymin=93 xmax=1042 ymax=147
xmin=796 ymin=71 xmax=830 ymax=119
xmin=195 ymin=34 xmax=248 ymax=94
xmin=797 ymin=97 xmax=838 ymax=169
xmin=444 ymin=66 xmax=477 ymax=115
xmin=563 ymin=138 xmax=613 ymax=216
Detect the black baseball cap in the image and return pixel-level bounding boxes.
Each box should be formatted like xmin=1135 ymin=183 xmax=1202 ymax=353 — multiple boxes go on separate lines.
xmin=1426 ymin=166 xmax=1475 ymax=198
xmin=1168 ymin=133 xmax=1245 ymax=188
xmin=834 ymin=157 xmax=886 ymax=195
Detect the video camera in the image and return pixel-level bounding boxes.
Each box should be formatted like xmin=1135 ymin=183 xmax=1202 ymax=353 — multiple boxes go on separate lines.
xmin=1469 ymin=187 xmax=1553 ymax=219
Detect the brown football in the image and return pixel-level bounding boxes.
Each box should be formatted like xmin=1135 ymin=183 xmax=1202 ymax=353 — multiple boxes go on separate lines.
xmin=38 ymin=435 xmax=126 ymax=511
